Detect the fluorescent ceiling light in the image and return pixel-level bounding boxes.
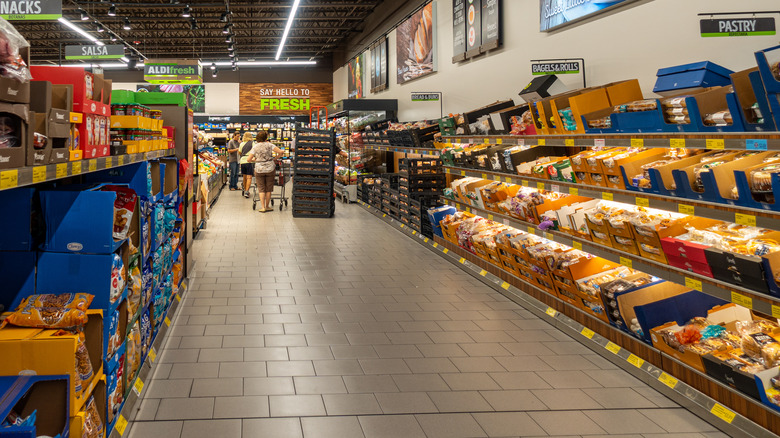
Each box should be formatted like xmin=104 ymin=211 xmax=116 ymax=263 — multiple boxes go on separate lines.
xmin=275 ymin=0 xmax=300 ymax=61
xmin=120 ymin=56 xmax=129 ymax=62
xmin=58 ymin=18 xmax=104 ymax=45
xmin=33 ymin=60 xmax=316 ymax=69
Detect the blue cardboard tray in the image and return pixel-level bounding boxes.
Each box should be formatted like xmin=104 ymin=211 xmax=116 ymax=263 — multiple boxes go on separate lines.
xmin=633 ymin=291 xmax=726 ymax=344
xmin=0 ymin=375 xmax=69 ymax=438
xmin=0 ymin=251 xmax=35 ymax=314
xmin=653 ymin=61 xmax=734 ymax=94
xmin=0 ymin=188 xmax=37 ymax=251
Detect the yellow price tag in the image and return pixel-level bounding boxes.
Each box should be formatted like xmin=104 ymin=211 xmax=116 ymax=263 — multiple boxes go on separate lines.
xmin=545 ymin=308 xmax=557 ymax=317
xmin=565 ymin=139 xmax=575 ymax=147
xmin=484 ymin=138 xmax=489 ymax=144
xmin=630 ymin=138 xmax=644 ymax=147
xmin=636 ymin=197 xmax=649 ymax=207
xmin=658 ymin=372 xmax=678 ymax=389
xmin=0 ymin=169 xmax=18 ymax=189
xmin=537 ymin=139 xmax=546 ymax=146
xmin=537 ymin=182 xmax=545 ymax=191
xmin=424 ymin=238 xmax=429 ymax=243
xmin=176 ymin=294 xmax=182 ymax=302
xmin=573 ymin=241 xmax=583 ymax=251
xmin=544 ymin=232 xmax=554 ymax=240
xmin=164 ymin=317 xmax=171 ymax=327
xmin=400 ymin=224 xmax=405 ymax=228
xmin=627 ymin=354 xmax=645 ymax=368
xmin=685 ymin=277 xmax=702 ymax=292
xmin=773 ymin=305 xmax=780 ymax=319
xmin=133 ymin=378 xmax=144 ymax=395
xmin=71 ymin=161 xmax=82 ymax=175
xmin=569 ymin=187 xmax=578 ymax=196
xmin=527 ymin=226 xmax=535 ymax=234
xmin=601 ymin=192 xmax=614 ymax=201
xmin=505 ymin=177 xmax=512 ymax=183
xmin=433 ymin=242 xmax=438 ymax=248
xmin=459 ymin=257 xmax=466 ymax=264
xmin=735 ymin=213 xmax=756 ymax=227
xmin=105 ymin=157 xmax=113 ymax=168
xmin=706 ymin=139 xmax=725 ymax=150
xmin=446 ymin=168 xmax=451 ymax=174
xmin=678 ymin=204 xmax=694 ymax=215
xmin=446 ymin=138 xmax=452 ymax=143
xmin=115 ymin=416 xmax=128 ymax=436
xmin=442 ymin=248 xmax=449 ymax=254
xmin=731 ymin=292 xmax=753 ymax=309
xmin=522 ymin=180 xmax=529 ymax=187
xmin=55 ymin=163 xmax=67 ymax=178
xmin=88 ymin=159 xmax=97 ymax=172
xmin=670 ymin=138 xmax=686 ymax=148
xmin=32 ymin=166 xmax=46 ymax=183
xmin=148 ymin=348 xmax=157 ymax=363
xmin=481 ymin=173 xmax=487 ymax=179
xmin=465 ymin=207 xmax=471 ymax=213
xmin=493 ymin=175 xmax=501 ymax=181
xmin=605 ymin=342 xmax=621 ymax=354
xmin=383 ymin=214 xmax=387 ymax=217
xmin=710 ymin=404 xmax=736 ymax=424
xmin=479 ymin=270 xmax=487 ymax=276
xmin=118 ymin=155 xmax=125 ymax=166
xmin=501 ymin=282 xmax=510 ymax=290
xmin=412 ymin=230 xmax=417 ymax=235
xmin=488 ymin=214 xmax=494 ymax=220
xmin=496 ymin=138 xmax=503 ymax=145
xmin=460 ymin=170 xmax=466 ymax=176
xmin=581 ymin=327 xmax=595 ymax=339
xmin=619 ymin=257 xmax=633 ymax=268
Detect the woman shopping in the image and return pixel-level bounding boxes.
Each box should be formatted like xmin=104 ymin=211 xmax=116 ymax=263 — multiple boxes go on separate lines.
xmin=238 ymin=132 xmax=255 ymax=198
xmin=248 ymin=131 xmax=284 ymax=212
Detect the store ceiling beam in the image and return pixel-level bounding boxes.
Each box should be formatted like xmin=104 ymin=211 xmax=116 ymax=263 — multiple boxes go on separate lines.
xmin=66 ymin=1 xmax=379 ymax=9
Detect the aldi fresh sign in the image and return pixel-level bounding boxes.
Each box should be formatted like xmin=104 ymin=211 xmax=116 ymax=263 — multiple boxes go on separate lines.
xmin=144 ymin=59 xmax=203 ymax=84
xmin=700 ymin=18 xmax=776 ymax=37
xmin=0 ymin=0 xmax=61 ymax=20
xmin=65 ymin=44 xmax=124 ymax=60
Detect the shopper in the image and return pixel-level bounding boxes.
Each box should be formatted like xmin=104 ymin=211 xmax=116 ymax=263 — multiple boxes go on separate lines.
xmin=227 ymin=132 xmax=241 ymax=191
xmin=248 ymin=131 xmax=284 ymax=212
xmin=239 ymin=132 xmax=255 ymax=198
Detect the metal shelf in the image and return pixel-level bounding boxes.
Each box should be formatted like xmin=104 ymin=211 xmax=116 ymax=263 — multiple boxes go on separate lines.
xmin=364 ymin=144 xmax=441 ymax=156
xmin=444 ymin=165 xmax=780 ymax=233
xmin=0 ymin=150 xmax=175 ymax=192
xmin=439 ymin=197 xmax=780 ymax=319
xmin=440 ymin=133 xmax=780 ymax=151
xmin=357 ymin=200 xmax=775 ymax=438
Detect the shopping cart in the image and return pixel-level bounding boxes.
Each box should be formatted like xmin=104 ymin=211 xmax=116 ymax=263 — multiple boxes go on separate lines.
xmin=252 ymin=159 xmax=291 ymax=211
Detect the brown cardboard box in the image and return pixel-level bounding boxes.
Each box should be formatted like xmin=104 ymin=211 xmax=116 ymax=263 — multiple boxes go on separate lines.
xmin=0 ymin=48 xmax=30 ymax=103
xmin=27 ymin=112 xmax=51 ymax=165
xmin=0 ymin=102 xmax=29 ymax=169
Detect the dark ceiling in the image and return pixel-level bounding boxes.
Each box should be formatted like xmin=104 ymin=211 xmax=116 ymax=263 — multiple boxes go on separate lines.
xmin=13 ymin=0 xmax=382 ymax=64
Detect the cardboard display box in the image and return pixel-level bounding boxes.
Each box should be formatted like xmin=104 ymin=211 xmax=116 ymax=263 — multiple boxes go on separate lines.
xmin=0 ymin=311 xmax=103 ymax=416
xmin=0 ymin=103 xmax=30 ymax=170
xmin=28 ymin=112 xmax=51 ymax=166
xmin=653 ymin=61 xmax=733 ymax=96
xmin=0 ymin=374 xmax=69 ymax=438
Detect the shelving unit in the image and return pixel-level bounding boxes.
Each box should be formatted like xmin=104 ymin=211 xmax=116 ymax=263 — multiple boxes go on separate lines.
xmin=364 ymin=143 xmax=441 ymax=156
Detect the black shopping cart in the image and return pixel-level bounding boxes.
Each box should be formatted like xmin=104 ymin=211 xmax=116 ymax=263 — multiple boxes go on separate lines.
xmin=252 ymin=159 xmax=291 ymax=211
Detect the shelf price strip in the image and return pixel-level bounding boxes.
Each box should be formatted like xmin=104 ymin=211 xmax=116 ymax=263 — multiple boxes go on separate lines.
xmin=605 ymin=342 xmax=621 ymax=354
xmin=627 ymin=354 xmax=645 ymax=368
xmin=115 ymin=416 xmax=128 ymax=436
xmin=710 ymin=403 xmax=736 ymax=424
xmin=32 ymin=166 xmax=46 ymax=183
xmin=658 ymin=372 xmax=678 ymax=389
xmin=132 ymin=378 xmax=144 ymax=396
xmin=0 ymin=169 xmax=18 ymax=189
xmin=731 ymin=292 xmax=752 ymax=309
xmin=545 ymin=308 xmax=557 ymax=317
xmin=581 ymin=327 xmax=595 ymax=339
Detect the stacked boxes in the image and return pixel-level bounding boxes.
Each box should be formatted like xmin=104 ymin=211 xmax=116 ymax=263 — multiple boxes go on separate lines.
xmin=380 ymin=174 xmax=400 ymax=219
xmin=399 ymin=158 xmax=445 ymax=237
xmin=110 ymin=104 xmax=167 ymax=153
xmin=292 ymin=127 xmax=336 ymax=218
xmin=29 ymin=81 xmax=73 ymax=165
xmin=0 ymin=53 xmax=31 ymax=169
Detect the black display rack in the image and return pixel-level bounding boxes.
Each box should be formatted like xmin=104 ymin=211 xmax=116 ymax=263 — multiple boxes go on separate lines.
xmin=398 ymin=158 xmax=445 ymax=237
xmin=292 ymin=127 xmax=336 ymax=218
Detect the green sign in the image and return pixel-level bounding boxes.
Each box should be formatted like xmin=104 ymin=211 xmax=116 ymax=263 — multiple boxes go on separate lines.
xmin=0 ymin=0 xmax=61 ymax=20
xmin=65 ymin=44 xmax=124 ymax=60
xmin=532 ymin=61 xmax=580 ymax=75
xmin=411 ymin=93 xmax=440 ymax=101
xmin=144 ymin=59 xmax=203 ymax=84
xmin=259 ymin=98 xmax=310 ymax=111
xmin=700 ymin=18 xmax=776 ymax=37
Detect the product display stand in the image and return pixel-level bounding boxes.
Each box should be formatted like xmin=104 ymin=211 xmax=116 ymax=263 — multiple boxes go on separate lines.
xmin=292 ymin=127 xmax=336 ymax=218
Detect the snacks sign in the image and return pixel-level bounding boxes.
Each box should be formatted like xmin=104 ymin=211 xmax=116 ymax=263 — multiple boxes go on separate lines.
xmin=0 ymin=0 xmax=61 ymax=20
xmin=700 ymin=18 xmax=776 ymax=37
xmin=65 ymin=44 xmax=124 ymax=60
xmin=143 ymin=59 xmax=203 ymax=84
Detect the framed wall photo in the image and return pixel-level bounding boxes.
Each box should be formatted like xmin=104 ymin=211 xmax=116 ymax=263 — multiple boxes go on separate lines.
xmin=348 ymin=53 xmax=365 ymax=99
xmin=396 ymin=2 xmax=437 ymax=84
xmin=540 ymin=0 xmax=643 ymax=32
xmin=370 ymin=37 xmax=389 ymax=93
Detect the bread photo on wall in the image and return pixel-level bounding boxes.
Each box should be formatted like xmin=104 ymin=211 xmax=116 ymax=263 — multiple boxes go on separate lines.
xmin=414 ymin=5 xmax=433 ymax=63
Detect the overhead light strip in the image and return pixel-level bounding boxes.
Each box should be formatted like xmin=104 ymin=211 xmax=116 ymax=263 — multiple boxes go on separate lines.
xmin=58 ymin=17 xmax=105 ymax=46
xmin=275 ymin=0 xmax=300 ymax=61
xmin=32 ymin=60 xmax=317 ymax=68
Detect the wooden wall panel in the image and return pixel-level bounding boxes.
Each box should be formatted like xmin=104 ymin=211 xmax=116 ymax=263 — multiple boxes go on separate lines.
xmin=239 ymin=83 xmax=333 ymax=115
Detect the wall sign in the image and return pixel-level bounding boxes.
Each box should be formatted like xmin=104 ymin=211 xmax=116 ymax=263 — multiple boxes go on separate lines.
xmin=481 ymin=0 xmax=500 ymax=50
xmin=348 ymin=53 xmax=364 ymax=99
xmin=143 ymin=59 xmax=202 ymax=84
xmin=532 ymin=61 xmax=580 ymax=75
xmin=465 ymin=0 xmax=481 ymax=56
xmin=65 ymin=44 xmax=124 ymax=60
xmin=452 ymin=0 xmax=467 ymax=61
xmin=411 ymin=93 xmax=440 ymax=101
xmin=0 ymin=0 xmax=61 ymax=20
xmin=540 ymin=0 xmax=643 ymax=32
xmin=239 ymin=83 xmax=333 ymax=115
xmin=397 ymin=2 xmax=436 ymax=84
xmin=700 ymin=17 xmax=776 ymax=37
xmin=370 ymin=37 xmax=389 ymax=93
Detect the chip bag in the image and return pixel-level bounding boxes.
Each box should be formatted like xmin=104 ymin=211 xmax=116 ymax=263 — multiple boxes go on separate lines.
xmin=83 ymin=396 xmax=103 ymax=438
xmin=110 ymin=253 xmax=126 ymax=304
xmin=2 ymin=293 xmax=93 ymax=329
xmin=102 ymin=186 xmax=137 ymax=240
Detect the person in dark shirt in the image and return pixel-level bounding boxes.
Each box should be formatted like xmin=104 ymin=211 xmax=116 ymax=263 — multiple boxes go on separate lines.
xmin=227 ymin=132 xmax=241 ymax=191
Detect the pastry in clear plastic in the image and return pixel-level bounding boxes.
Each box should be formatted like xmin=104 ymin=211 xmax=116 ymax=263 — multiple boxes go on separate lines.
xmin=703 ymin=110 xmax=733 ymax=126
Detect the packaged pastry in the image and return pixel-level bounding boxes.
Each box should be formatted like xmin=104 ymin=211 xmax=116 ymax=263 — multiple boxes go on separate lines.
xmin=2 ymin=293 xmax=94 ymax=329
xmin=75 ymin=332 xmax=93 ymax=387
xmin=110 ymin=253 xmax=126 ymax=304
xmin=83 ymin=395 xmax=103 ymax=438
xmin=704 ymin=110 xmax=733 ymax=126
xmin=625 ymin=99 xmax=658 ymax=112
xmin=750 ymin=163 xmax=780 ymax=193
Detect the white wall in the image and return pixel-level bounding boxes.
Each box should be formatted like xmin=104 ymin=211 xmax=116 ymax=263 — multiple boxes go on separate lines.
xmin=111 ymin=82 xmax=239 ymax=115
xmin=334 ymin=0 xmax=780 ymax=122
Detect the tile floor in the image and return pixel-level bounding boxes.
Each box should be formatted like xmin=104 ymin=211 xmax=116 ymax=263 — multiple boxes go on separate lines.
xmin=125 ymin=190 xmax=729 ymax=438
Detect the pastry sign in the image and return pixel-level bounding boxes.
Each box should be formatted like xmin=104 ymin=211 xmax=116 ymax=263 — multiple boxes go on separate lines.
xmin=700 ymin=17 xmax=775 ymax=37
xmin=0 ymin=0 xmax=61 ymax=19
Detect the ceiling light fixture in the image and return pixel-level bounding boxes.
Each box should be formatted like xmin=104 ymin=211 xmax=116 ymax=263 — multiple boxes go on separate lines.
xmin=210 ymin=62 xmax=216 ymax=70
xmin=36 ymin=60 xmax=316 ymax=69
xmin=79 ymin=9 xmax=88 ymax=20
xmin=108 ymin=4 xmax=116 ymax=16
xmin=109 ymin=33 xmax=117 ymax=41
xmin=222 ymin=24 xmax=230 ymax=34
xmin=219 ymin=10 xmax=229 ymax=22
xmin=225 ymin=33 xmax=233 ymax=43
xmin=96 ymin=23 xmax=105 ymax=33
xmin=228 ymin=51 xmax=235 ymax=58
xmin=123 ymin=17 xmax=131 ymax=30
xmin=189 ymin=18 xmax=198 ymax=30
xmin=275 ymin=0 xmax=300 ymax=61
xmin=182 ymin=5 xmax=191 ymax=18
xmin=58 ymin=18 xmax=105 ymax=45
xmin=212 ymin=69 xmax=217 ymax=78
xmin=227 ymin=43 xmax=234 ymax=51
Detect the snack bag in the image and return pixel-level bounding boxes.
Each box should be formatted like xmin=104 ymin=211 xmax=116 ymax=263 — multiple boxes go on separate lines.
xmin=127 ymin=256 xmax=142 ymax=319
xmin=3 ymin=293 xmax=94 ymax=329
xmin=0 ymin=17 xmax=31 ymax=82
xmin=83 ymin=395 xmax=103 ymax=438
xmin=75 ymin=332 xmax=94 ymax=388
xmin=102 ymin=186 xmax=137 ymax=240
xmin=110 ymin=253 xmax=126 ymax=304
xmin=106 ymin=310 xmax=121 ymax=359
xmin=107 ymin=355 xmax=124 ymax=424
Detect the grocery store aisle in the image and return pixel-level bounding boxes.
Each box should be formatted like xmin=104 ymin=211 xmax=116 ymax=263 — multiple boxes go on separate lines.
xmin=126 ymin=190 xmax=727 ymax=438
